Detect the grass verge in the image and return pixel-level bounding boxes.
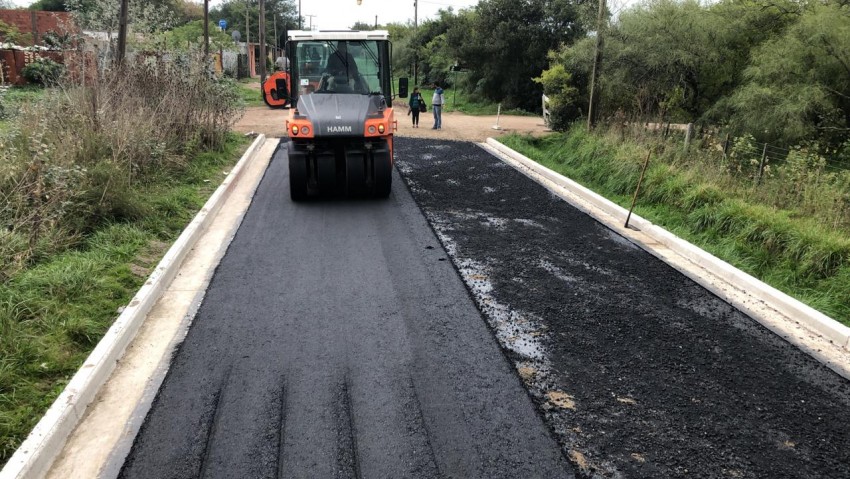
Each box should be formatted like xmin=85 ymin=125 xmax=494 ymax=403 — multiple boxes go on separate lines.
xmin=0 ymin=133 xmax=249 ymax=466
xmin=236 ymin=81 xmax=264 ymax=108
xmin=499 ymin=128 xmax=850 ymax=327
xmin=0 ymin=86 xmax=45 ymax=133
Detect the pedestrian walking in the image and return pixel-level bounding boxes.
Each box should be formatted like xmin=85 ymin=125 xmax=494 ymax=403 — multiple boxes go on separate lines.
xmin=409 ymin=88 xmax=425 ymax=128
xmin=432 ymin=84 xmax=445 ymax=130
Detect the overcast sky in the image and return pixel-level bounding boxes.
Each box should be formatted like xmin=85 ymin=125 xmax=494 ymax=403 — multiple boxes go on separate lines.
xmin=8 ymin=0 xmax=481 ymax=30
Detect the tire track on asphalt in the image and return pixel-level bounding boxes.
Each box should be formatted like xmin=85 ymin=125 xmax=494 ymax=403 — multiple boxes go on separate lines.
xmin=119 ymin=144 xmax=574 ymax=478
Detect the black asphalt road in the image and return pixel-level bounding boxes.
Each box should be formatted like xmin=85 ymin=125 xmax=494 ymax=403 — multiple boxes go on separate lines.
xmin=393 ymin=138 xmax=850 ymax=479
xmin=119 ymin=141 xmax=574 ymax=479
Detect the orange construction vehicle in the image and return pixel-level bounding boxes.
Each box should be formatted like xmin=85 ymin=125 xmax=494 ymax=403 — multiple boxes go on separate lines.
xmin=262 ymin=71 xmax=291 ymax=108
xmin=283 ymin=30 xmax=408 ymax=200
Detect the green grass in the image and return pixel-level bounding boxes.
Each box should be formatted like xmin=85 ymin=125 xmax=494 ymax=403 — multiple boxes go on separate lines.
xmin=394 ymin=78 xmax=535 ymax=116
xmin=0 ymin=133 xmax=249 ymax=465
xmin=499 ymin=128 xmax=850 ymax=327
xmin=236 ymin=82 xmax=264 ymax=107
xmin=0 ymin=85 xmax=47 ymax=133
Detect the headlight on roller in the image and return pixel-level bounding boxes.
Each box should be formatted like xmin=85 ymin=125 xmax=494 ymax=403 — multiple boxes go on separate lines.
xmin=301 ymin=126 xmax=310 ymax=135
xmin=368 ymin=125 xmax=377 ymax=134
xmin=378 ymin=124 xmax=385 ymax=134
xmin=291 ymin=125 xmax=299 ymax=135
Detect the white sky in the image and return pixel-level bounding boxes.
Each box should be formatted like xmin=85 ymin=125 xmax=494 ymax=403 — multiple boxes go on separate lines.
xmin=8 ymin=0 xmax=482 ymax=30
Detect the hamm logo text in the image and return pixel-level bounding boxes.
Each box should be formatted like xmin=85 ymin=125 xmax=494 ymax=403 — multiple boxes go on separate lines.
xmin=327 ymin=126 xmax=353 ymax=133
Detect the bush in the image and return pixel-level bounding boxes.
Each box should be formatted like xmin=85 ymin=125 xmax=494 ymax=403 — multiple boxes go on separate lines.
xmin=0 ymin=53 xmax=242 ymax=279
xmin=20 ymin=58 xmax=64 ymax=86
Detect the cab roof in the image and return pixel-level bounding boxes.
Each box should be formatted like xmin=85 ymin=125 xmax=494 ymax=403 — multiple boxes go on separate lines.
xmin=287 ymin=30 xmax=390 ymax=41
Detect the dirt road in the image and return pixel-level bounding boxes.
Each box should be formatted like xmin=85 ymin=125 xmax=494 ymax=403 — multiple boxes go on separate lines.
xmin=233 ymin=105 xmax=550 ymax=142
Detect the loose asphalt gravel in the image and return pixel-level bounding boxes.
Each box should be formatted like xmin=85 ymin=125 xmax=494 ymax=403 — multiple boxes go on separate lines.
xmin=393 ymin=137 xmax=850 ymax=479
xmin=119 ymin=141 xmax=573 ymax=479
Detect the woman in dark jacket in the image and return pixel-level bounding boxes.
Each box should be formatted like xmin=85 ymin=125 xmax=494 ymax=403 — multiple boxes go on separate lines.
xmin=408 ymin=88 xmax=424 ymax=128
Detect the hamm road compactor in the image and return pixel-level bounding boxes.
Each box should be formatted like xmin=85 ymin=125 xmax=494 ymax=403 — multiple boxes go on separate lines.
xmin=284 ymin=30 xmax=408 ymax=200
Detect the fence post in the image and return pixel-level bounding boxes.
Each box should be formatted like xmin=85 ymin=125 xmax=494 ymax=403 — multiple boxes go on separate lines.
xmin=723 ymin=133 xmax=730 ymax=159
xmin=626 ymin=149 xmax=653 ymax=229
xmin=684 ymin=122 xmax=694 ymax=151
xmin=756 ymin=143 xmax=768 ymax=185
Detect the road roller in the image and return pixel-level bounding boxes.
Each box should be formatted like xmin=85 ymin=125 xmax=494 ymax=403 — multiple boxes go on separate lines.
xmin=284 ymin=30 xmax=408 ymax=200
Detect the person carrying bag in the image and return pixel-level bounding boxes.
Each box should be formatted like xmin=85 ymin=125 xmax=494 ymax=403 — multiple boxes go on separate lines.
xmin=409 ymin=87 xmax=425 ymax=128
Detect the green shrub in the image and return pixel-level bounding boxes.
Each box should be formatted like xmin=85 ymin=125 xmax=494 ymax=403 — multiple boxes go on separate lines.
xmin=20 ymin=58 xmax=64 ymax=86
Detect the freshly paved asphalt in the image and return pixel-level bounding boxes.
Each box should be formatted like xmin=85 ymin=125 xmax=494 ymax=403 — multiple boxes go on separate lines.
xmin=393 ymin=137 xmax=850 ymax=479
xmin=119 ymin=141 xmax=573 ymax=479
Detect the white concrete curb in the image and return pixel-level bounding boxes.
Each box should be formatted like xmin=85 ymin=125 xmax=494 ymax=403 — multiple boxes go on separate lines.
xmin=483 ymin=138 xmax=850 ymax=353
xmin=0 ymin=134 xmax=267 ymax=479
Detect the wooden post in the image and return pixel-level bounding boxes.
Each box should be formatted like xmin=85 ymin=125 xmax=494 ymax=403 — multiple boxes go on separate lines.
xmin=625 ymin=149 xmax=652 ymax=229
xmin=116 ymin=0 xmax=129 ymax=64
xmin=203 ymin=0 xmax=209 ymax=58
xmin=586 ymin=0 xmax=606 ymax=130
xmin=756 ymin=143 xmax=768 ymax=185
xmin=684 ymin=122 xmax=694 ymax=151
xmin=259 ymin=0 xmax=266 ymax=85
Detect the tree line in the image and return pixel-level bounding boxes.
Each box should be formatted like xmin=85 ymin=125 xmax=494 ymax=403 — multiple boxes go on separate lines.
xmin=378 ymin=0 xmax=848 ymax=156
xmin=538 ymin=0 xmax=850 ymax=154
xmin=21 ymin=0 xmax=848 ymax=155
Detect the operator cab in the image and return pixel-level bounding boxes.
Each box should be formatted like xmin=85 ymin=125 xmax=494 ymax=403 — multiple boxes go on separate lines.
xmin=287 ymin=31 xmax=397 ymax=106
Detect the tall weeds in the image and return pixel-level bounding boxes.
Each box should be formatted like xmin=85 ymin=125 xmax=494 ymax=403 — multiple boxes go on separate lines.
xmin=0 ymin=54 xmax=242 ymax=280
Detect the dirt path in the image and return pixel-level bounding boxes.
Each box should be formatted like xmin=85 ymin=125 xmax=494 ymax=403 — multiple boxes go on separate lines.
xmin=233 ymin=105 xmax=551 ymax=142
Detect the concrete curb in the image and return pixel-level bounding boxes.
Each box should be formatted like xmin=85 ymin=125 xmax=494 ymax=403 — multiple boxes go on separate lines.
xmin=483 ymin=138 xmax=850 ymax=353
xmin=0 ymin=135 xmax=267 ymax=479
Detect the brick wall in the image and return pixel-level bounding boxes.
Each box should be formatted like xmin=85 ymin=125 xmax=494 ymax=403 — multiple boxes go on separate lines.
xmin=0 ymin=10 xmax=79 ymax=46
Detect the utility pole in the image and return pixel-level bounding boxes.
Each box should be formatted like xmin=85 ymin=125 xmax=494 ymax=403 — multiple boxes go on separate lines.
xmin=587 ymin=0 xmax=606 ymax=130
xmin=305 ymin=14 xmax=316 ymax=30
xmin=375 ymin=15 xmax=378 ymax=28
xmin=245 ymin=1 xmax=250 ymax=44
xmin=299 ymin=0 xmax=302 ymax=29
xmin=203 ymin=0 xmax=209 ymax=58
xmin=259 ymin=0 xmax=266 ymax=85
xmin=414 ymin=0 xmax=418 ymax=86
xmin=116 ymin=0 xmax=129 ymax=64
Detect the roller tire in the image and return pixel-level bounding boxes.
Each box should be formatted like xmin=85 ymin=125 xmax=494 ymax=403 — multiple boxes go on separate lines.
xmin=262 ymin=89 xmax=287 ymax=109
xmin=373 ymin=154 xmax=392 ymax=198
xmin=346 ymin=150 xmax=367 ymax=197
xmin=288 ymin=147 xmax=309 ymax=201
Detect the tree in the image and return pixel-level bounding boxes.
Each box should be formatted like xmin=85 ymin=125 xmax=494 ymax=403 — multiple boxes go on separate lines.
xmin=534 ymin=61 xmax=579 ymax=130
xmin=540 ymin=0 xmax=798 ymax=123
xmin=210 ymin=0 xmax=297 ymax=46
xmin=728 ymin=3 xmax=850 ymax=145
xmin=152 ymin=19 xmax=235 ymax=51
xmin=457 ymin=0 xmax=588 ymax=111
xmin=66 ymin=0 xmax=176 ymax=35
xmin=350 ymin=21 xmax=375 ymax=31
